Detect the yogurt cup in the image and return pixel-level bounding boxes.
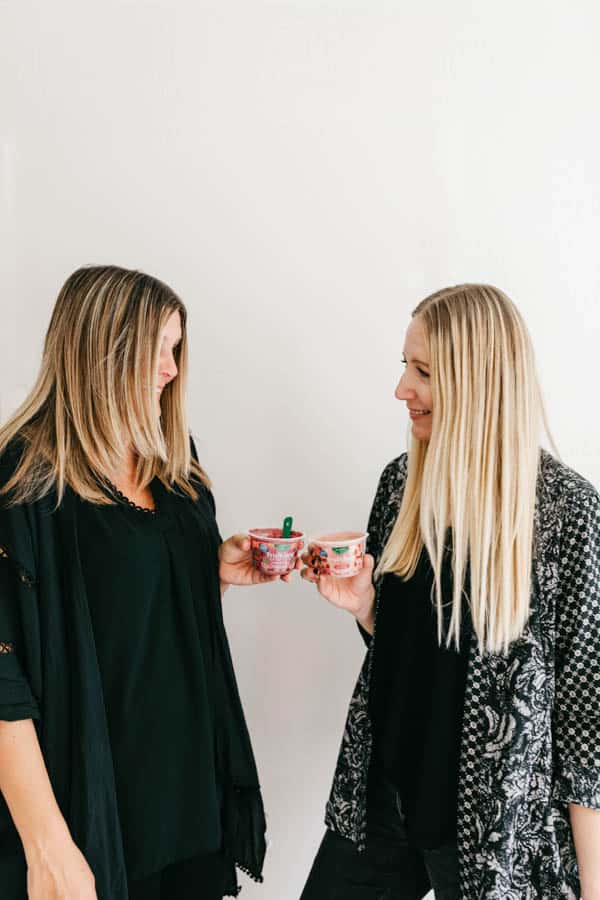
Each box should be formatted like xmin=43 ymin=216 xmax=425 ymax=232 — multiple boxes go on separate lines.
xmin=309 ymin=531 xmax=368 ymax=578
xmin=248 ymin=528 xmax=305 ymax=576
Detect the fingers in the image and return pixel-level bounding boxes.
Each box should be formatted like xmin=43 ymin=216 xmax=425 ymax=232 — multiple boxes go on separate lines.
xmin=273 ymin=552 xmax=373 ymax=585
xmin=300 ymin=544 xmax=317 ymax=566
xmin=363 ymin=553 xmax=374 ymax=573
xmin=258 ymin=573 xmax=279 ymax=584
xmin=282 ymin=565 xmax=312 ymax=583
xmin=300 ymin=566 xmax=319 ymax=584
xmin=229 ymin=533 xmax=250 ymax=551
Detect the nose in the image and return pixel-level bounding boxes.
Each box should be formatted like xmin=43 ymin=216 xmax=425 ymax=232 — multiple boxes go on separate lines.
xmin=394 ymin=371 xmax=414 ymax=401
xmin=159 ymin=348 xmax=178 ymax=383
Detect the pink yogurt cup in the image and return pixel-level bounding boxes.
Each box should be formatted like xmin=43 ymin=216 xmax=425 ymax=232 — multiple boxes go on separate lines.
xmin=248 ymin=528 xmax=305 ymax=576
xmin=310 ymin=531 xmax=368 ymax=578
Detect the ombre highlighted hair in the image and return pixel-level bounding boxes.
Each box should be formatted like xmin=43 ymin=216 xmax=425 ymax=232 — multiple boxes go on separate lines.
xmin=0 ymin=265 xmax=209 ymax=506
xmin=376 ymin=284 xmax=557 ymax=655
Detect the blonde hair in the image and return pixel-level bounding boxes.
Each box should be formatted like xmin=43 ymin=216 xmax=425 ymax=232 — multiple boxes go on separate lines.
xmin=0 ymin=265 xmax=209 ymax=506
xmin=376 ymin=284 xmax=557 ymax=655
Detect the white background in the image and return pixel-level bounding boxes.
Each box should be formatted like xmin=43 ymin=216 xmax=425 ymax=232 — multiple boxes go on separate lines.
xmin=2 ymin=2 xmax=599 ymax=898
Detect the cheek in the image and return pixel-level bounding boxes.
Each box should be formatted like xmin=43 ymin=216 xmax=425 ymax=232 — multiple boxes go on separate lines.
xmin=421 ymin=384 xmax=433 ymax=407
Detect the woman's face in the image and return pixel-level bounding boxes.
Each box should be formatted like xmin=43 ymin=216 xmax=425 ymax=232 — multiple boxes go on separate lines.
xmin=155 ymin=310 xmax=182 ymax=415
xmin=394 ymin=316 xmax=433 ymax=441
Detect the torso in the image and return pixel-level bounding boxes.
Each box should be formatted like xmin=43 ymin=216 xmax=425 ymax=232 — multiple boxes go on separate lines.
xmin=77 ymin=474 xmax=223 ymax=880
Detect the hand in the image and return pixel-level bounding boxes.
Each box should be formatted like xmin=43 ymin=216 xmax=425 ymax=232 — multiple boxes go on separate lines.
xmin=26 ymin=833 xmax=97 ymax=900
xmin=300 ymin=546 xmax=376 ymax=628
xmin=219 ymin=534 xmax=303 ymax=587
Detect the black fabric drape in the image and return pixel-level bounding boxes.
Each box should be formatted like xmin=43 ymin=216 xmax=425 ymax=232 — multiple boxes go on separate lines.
xmin=368 ymin=538 xmax=471 ymax=849
xmin=0 ymin=440 xmax=266 ymax=899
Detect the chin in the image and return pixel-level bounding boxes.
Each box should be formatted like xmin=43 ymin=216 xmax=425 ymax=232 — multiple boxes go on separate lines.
xmin=412 ymin=424 xmax=432 ymax=441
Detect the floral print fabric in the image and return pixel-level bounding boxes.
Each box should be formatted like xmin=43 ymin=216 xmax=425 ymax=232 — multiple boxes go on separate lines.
xmin=324 ymin=449 xmax=600 ymax=899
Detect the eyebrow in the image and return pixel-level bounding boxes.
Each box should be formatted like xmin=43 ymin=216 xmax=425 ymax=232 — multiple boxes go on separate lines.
xmin=402 ymin=353 xmax=429 ymax=367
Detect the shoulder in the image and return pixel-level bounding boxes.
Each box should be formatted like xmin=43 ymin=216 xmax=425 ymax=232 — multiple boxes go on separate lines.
xmin=370 ymin=453 xmax=408 ymax=527
xmin=538 ymin=448 xmax=600 ymax=519
xmin=0 ymin=439 xmax=39 ymax=584
xmin=375 ymin=452 xmax=409 ymax=497
xmin=0 ymin=437 xmax=29 ymax=498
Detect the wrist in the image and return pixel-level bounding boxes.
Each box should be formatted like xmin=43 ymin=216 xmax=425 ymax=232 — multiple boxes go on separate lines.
xmin=22 ymin=818 xmax=72 ymax=864
xmin=355 ymin=585 xmax=375 ymax=632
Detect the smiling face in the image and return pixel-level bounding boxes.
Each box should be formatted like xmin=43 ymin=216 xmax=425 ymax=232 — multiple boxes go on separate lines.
xmin=394 ymin=315 xmax=433 ymax=441
xmin=155 ymin=310 xmax=182 ymax=416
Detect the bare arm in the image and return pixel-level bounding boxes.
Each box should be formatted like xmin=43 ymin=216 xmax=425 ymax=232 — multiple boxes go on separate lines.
xmin=569 ymin=803 xmax=600 ymax=899
xmin=0 ymin=718 xmax=96 ymax=900
xmin=356 ymin=586 xmax=376 ymax=635
xmin=0 ymin=719 xmax=69 ymax=849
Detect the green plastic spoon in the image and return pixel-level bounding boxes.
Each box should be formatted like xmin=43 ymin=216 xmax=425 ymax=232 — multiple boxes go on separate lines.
xmin=282 ymin=516 xmax=293 ymax=538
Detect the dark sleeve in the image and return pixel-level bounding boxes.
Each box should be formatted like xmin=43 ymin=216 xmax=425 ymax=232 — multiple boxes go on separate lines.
xmin=0 ymin=442 xmax=41 ymax=721
xmin=356 ymin=457 xmax=406 ymax=648
xmin=189 ymin=434 xmax=222 ymax=541
xmin=0 ymin=551 xmax=40 ymax=722
xmin=357 ymin=622 xmax=372 ymax=646
xmin=552 ymin=487 xmax=600 ymax=809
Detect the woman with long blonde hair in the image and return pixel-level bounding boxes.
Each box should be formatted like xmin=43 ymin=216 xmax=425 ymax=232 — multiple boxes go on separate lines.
xmin=299 ymin=285 xmax=600 ymax=899
xmin=0 ymin=265 xmax=290 ymax=900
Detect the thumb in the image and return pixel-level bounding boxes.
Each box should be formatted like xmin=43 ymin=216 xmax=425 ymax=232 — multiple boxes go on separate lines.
xmin=230 ymin=534 xmax=251 ymax=551
xmin=362 ymin=553 xmax=375 ymax=575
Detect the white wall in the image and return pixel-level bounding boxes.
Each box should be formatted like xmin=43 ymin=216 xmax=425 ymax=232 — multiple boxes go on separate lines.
xmin=2 ymin=2 xmax=599 ymax=898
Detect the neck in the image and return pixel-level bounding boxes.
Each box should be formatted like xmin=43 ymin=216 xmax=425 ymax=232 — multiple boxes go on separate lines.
xmin=109 ymin=445 xmax=138 ymax=485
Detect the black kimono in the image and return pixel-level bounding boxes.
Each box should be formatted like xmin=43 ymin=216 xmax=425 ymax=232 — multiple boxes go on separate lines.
xmin=0 ymin=440 xmax=266 ymax=899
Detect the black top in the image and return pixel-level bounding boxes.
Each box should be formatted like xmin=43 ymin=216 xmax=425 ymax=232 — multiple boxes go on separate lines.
xmin=76 ymin=477 xmax=222 ymax=881
xmin=369 ymin=538 xmax=471 ymax=849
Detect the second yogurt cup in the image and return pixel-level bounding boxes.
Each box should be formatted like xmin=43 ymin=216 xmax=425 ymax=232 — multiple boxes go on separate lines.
xmin=310 ymin=531 xmax=368 ymax=578
xmin=248 ymin=528 xmax=304 ymax=576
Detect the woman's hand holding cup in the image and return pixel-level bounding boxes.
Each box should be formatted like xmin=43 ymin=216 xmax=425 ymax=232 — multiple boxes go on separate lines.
xmin=219 ymin=533 xmax=303 ymax=588
xmin=300 ymin=545 xmax=376 ymax=634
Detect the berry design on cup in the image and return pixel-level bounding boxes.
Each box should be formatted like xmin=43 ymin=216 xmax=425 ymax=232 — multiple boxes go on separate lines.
xmin=310 ymin=532 xmax=368 ymax=578
xmin=248 ymin=528 xmax=304 ymax=575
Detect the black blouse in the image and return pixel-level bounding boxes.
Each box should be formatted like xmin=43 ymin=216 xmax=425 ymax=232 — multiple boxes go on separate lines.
xmin=76 ymin=476 xmax=222 ymax=881
xmin=369 ymin=539 xmax=471 ymax=849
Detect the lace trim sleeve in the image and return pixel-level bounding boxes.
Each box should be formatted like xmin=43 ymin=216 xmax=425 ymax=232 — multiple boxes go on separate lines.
xmin=0 ymin=543 xmax=36 ymax=587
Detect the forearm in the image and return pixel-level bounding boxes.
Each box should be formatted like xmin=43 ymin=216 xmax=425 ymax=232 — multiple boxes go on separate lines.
xmin=0 ymin=719 xmax=71 ymax=859
xmin=355 ymin=584 xmax=376 ymax=635
xmin=569 ymin=803 xmax=600 ymax=899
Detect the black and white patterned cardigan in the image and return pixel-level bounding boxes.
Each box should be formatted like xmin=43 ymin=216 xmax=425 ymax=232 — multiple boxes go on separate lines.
xmin=324 ymin=448 xmax=600 ymax=899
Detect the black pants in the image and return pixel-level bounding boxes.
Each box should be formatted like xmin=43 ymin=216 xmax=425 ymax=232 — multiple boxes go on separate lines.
xmin=300 ymin=775 xmax=460 ymax=900
xmin=128 ymin=848 xmax=224 ymax=900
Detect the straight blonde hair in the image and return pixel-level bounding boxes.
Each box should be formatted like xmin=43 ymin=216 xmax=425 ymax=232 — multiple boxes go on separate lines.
xmin=376 ymin=284 xmax=557 ymax=655
xmin=0 ymin=265 xmax=209 ymax=506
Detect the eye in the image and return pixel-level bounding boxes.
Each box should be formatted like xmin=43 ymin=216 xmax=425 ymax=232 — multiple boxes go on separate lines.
xmin=401 ymin=357 xmax=429 ymax=378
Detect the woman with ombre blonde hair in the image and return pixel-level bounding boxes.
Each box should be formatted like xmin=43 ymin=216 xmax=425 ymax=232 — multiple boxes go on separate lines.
xmin=0 ymin=265 xmax=294 ymax=900
xmin=300 ymin=285 xmax=600 ymax=899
